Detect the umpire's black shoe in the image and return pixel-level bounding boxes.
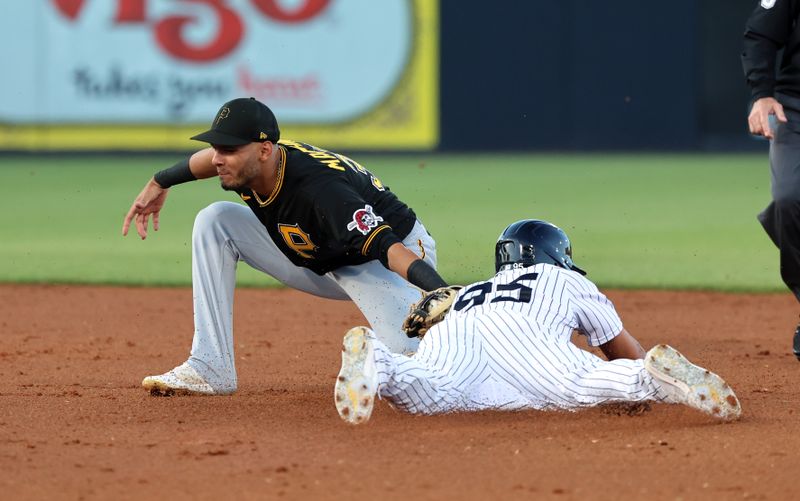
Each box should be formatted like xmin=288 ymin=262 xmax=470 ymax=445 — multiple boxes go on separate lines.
xmin=794 ymin=323 xmax=800 ymax=361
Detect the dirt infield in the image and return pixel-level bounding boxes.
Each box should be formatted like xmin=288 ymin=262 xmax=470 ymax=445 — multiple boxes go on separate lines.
xmin=0 ymin=284 xmax=798 ymax=500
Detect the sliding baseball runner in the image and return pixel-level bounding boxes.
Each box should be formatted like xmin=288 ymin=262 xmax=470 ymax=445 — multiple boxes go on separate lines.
xmin=334 ymin=219 xmax=742 ymax=424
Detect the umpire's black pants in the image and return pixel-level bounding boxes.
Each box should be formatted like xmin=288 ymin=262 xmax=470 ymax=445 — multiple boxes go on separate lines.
xmin=759 ymin=93 xmax=800 ymax=304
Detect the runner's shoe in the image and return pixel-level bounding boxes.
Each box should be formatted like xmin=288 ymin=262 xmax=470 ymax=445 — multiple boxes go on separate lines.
xmin=645 ymin=344 xmax=741 ymax=421
xmin=334 ymin=326 xmax=378 ymax=424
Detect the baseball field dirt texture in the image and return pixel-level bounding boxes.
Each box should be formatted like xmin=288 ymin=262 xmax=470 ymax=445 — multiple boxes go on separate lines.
xmin=0 ymin=284 xmax=797 ymax=500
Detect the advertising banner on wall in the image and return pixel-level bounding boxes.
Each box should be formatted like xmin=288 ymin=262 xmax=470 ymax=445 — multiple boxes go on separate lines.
xmin=0 ymin=0 xmax=438 ymax=151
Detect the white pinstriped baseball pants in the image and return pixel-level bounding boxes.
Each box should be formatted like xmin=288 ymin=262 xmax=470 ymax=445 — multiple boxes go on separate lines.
xmin=370 ymin=312 xmax=670 ymax=414
xmin=186 ymin=201 xmax=436 ymax=393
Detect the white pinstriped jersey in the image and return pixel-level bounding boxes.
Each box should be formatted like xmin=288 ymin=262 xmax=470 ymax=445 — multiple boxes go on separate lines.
xmin=450 ymin=264 xmax=623 ymax=347
xmin=372 ymin=264 xmax=666 ymax=413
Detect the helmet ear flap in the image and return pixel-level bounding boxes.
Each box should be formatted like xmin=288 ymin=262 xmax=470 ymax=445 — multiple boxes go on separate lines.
xmin=494 ymin=240 xmax=517 ymax=272
xmin=521 ymin=244 xmax=536 ymax=264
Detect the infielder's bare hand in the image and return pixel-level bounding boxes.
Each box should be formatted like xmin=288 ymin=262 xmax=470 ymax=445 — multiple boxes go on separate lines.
xmin=748 ymin=97 xmax=787 ymax=140
xmin=122 ymin=179 xmax=169 ymax=239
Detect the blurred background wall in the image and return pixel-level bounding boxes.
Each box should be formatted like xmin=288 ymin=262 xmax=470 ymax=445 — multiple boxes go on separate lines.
xmin=440 ymin=0 xmax=758 ymax=151
xmin=0 ymin=0 xmax=762 ymax=153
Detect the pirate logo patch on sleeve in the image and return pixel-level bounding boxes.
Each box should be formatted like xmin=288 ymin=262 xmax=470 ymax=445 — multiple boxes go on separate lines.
xmin=346 ymin=205 xmax=384 ymax=235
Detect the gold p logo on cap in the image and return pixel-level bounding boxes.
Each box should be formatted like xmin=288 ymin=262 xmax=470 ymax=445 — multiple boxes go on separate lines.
xmin=215 ymin=107 xmax=230 ymax=125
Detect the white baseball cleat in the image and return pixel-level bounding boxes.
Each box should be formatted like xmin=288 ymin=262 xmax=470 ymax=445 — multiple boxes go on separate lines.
xmin=334 ymin=326 xmax=379 ymax=425
xmin=142 ymin=362 xmax=218 ymax=396
xmin=645 ymin=344 xmax=741 ymax=421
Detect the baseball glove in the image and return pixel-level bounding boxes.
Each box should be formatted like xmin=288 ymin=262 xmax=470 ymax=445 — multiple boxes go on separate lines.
xmin=402 ymin=286 xmax=463 ymax=338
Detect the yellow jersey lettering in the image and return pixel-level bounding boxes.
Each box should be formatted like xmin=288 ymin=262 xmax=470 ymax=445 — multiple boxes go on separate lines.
xmin=320 ymin=158 xmax=345 ymax=171
xmin=280 ymin=139 xmax=344 ymax=171
xmin=279 ymin=139 xmax=305 ymax=151
xmin=309 ymin=151 xmax=333 ymax=159
xmin=336 ymin=153 xmax=368 ymax=174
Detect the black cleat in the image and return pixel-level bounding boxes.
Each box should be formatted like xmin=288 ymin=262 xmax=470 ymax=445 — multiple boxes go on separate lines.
xmin=794 ymin=323 xmax=800 ymax=361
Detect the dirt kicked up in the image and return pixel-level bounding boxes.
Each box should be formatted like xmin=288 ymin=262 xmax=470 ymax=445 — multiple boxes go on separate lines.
xmin=0 ymin=284 xmax=798 ymax=500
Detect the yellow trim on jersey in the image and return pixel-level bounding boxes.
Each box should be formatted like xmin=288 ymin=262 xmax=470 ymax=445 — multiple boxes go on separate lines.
xmin=361 ymin=225 xmax=391 ymax=256
xmin=417 ymin=239 xmax=426 ymax=260
xmin=251 ymin=145 xmax=286 ymax=207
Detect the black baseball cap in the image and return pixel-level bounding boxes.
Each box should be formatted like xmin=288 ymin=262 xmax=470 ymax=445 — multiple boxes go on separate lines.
xmin=191 ymin=97 xmax=280 ymax=146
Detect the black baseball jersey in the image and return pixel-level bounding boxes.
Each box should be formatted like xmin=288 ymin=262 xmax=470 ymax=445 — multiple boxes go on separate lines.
xmin=743 ymin=0 xmax=800 ymax=101
xmin=234 ymin=140 xmax=417 ymax=275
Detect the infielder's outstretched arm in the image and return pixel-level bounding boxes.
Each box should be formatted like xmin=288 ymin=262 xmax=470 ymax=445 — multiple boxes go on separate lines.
xmin=599 ymin=328 xmax=646 ymax=361
xmin=386 ymin=242 xmax=447 ymax=291
xmin=164 ymin=148 xmax=218 ymax=183
xmin=122 ymin=149 xmax=218 ymax=239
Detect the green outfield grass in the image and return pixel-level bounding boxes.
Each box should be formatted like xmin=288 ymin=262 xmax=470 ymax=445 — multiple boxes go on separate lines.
xmin=0 ymin=152 xmax=783 ymax=292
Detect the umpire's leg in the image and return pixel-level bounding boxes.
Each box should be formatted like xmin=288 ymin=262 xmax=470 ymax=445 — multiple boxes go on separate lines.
xmin=759 ymin=100 xmax=800 ymax=357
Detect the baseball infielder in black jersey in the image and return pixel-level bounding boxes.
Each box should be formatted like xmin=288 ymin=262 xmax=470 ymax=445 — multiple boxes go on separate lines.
xmin=743 ymin=0 xmax=800 ymax=359
xmin=122 ymin=97 xmax=448 ymax=395
xmin=334 ymin=220 xmax=742 ymax=424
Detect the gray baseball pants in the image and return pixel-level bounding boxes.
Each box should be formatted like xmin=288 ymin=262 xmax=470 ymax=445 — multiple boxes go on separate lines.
xmin=185 ymin=201 xmax=436 ymax=393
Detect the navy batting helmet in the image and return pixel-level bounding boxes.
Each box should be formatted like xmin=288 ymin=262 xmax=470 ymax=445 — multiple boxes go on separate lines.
xmin=494 ymin=219 xmax=586 ymax=275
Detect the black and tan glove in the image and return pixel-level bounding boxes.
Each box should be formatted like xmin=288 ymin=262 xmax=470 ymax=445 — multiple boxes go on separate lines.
xmin=402 ymin=286 xmax=463 ymax=338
